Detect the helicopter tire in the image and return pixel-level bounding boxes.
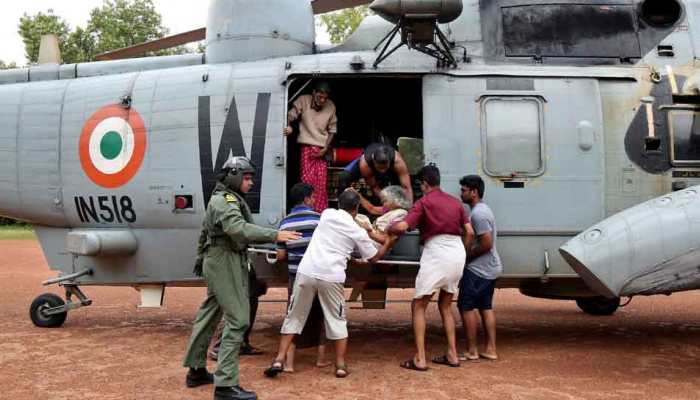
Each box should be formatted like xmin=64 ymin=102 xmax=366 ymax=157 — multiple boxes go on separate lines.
xmin=30 ymin=293 xmax=68 ymax=328
xmin=575 ymin=296 xmax=620 ymax=316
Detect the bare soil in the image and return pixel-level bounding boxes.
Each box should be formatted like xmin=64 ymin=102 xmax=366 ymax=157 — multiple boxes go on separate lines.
xmin=1 ymin=239 xmax=700 ymax=400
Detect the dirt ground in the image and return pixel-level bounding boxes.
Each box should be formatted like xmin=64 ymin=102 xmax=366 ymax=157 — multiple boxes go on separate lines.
xmin=2 ymin=239 xmax=700 ymax=400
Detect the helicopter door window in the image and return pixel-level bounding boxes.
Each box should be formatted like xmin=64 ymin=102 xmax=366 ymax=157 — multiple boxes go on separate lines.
xmin=481 ymin=97 xmax=544 ymax=177
xmin=668 ymin=110 xmax=700 ymax=165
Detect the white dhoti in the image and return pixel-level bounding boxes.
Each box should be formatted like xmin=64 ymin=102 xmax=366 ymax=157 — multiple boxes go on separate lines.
xmin=414 ymin=234 xmax=466 ymax=299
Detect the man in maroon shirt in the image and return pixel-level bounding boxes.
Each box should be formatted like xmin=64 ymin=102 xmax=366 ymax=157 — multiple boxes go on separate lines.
xmin=388 ymin=165 xmax=474 ymax=371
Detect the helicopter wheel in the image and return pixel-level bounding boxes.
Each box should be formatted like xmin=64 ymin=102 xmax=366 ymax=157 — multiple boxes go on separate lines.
xmin=30 ymin=293 xmax=68 ymax=328
xmin=576 ymin=296 xmax=620 ymax=316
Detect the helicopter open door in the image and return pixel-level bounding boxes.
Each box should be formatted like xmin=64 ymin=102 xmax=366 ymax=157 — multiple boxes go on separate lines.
xmin=422 ymin=75 xmax=606 ymax=284
xmin=251 ymin=75 xmax=427 ymax=304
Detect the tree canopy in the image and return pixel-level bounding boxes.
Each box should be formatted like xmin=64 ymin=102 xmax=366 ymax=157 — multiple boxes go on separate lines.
xmin=18 ymin=10 xmax=72 ymax=64
xmin=0 ymin=61 xmax=18 ymax=70
xmin=18 ymin=0 xmax=186 ymax=65
xmin=319 ymin=6 xmax=372 ymax=45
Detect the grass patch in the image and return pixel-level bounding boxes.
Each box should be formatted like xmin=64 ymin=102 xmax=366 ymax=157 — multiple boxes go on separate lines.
xmin=0 ymin=226 xmax=36 ymax=240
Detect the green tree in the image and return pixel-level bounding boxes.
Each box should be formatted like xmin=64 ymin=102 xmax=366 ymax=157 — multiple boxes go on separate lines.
xmin=0 ymin=60 xmax=18 ymax=70
xmin=63 ymin=27 xmax=97 ymax=64
xmin=18 ymin=0 xmax=185 ymax=64
xmin=319 ymin=5 xmax=372 ymax=44
xmin=87 ymin=0 xmax=180 ymax=57
xmin=18 ymin=9 xmax=72 ymax=63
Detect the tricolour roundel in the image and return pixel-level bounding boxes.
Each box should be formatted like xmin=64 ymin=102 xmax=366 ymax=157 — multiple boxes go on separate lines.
xmin=79 ymin=105 xmax=147 ymax=188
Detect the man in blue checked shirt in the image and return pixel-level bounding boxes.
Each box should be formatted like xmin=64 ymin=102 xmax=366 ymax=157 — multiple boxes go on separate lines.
xmin=275 ymin=183 xmax=330 ymax=372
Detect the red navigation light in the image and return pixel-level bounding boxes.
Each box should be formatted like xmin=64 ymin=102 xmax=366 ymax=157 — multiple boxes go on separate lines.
xmin=174 ymin=195 xmax=193 ymax=210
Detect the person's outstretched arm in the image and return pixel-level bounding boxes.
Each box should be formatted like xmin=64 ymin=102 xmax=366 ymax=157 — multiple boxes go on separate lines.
xmin=394 ymin=153 xmax=414 ymax=203
xmin=368 ymin=235 xmax=398 ymax=263
xmin=217 ymin=197 xmax=300 ymax=244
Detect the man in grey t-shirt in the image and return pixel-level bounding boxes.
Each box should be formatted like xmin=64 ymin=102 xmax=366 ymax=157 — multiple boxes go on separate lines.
xmin=466 ymin=203 xmax=502 ymax=280
xmin=457 ymin=175 xmax=502 ymax=361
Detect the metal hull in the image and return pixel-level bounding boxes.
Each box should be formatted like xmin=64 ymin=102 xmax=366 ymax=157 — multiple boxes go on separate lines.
xmin=4 ymin=0 xmax=700 ymax=315
xmin=561 ymin=186 xmax=700 ymax=298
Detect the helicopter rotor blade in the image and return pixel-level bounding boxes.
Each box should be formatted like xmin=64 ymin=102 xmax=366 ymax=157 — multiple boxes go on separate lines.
xmin=95 ymin=27 xmax=206 ymax=61
xmin=312 ymin=0 xmax=372 ymax=14
xmin=95 ymin=0 xmax=372 ymax=61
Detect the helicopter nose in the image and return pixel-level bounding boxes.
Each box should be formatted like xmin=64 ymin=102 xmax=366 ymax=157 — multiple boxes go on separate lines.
xmin=560 ymin=186 xmax=700 ymax=298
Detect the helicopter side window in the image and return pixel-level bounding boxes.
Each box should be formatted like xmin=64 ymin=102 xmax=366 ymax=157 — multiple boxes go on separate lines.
xmin=480 ymin=96 xmax=545 ymax=177
xmin=668 ymin=110 xmax=700 ymax=165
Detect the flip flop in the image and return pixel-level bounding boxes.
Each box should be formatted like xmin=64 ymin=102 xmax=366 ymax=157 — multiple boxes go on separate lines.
xmin=400 ymin=359 xmax=429 ymax=372
xmin=431 ymin=355 xmax=460 ymax=368
xmin=264 ymin=360 xmax=284 ymax=378
xmin=479 ymin=353 xmax=499 ymax=361
xmin=335 ymin=364 xmax=350 ymax=378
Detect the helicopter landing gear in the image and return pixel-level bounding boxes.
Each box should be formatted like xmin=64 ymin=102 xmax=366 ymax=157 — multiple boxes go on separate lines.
xmin=30 ymin=293 xmax=67 ymax=328
xmin=29 ymin=285 xmax=93 ymax=328
xmin=30 ymin=269 xmax=94 ymax=328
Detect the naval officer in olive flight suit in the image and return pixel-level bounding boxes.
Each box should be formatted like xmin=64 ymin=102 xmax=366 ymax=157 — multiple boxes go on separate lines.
xmin=183 ymin=156 xmax=300 ymax=400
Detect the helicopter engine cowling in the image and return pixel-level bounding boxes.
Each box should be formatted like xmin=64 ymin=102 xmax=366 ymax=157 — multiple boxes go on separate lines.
xmin=206 ymin=0 xmax=315 ymax=64
xmin=370 ymin=0 xmax=463 ymax=24
xmin=560 ymin=186 xmax=700 ymax=299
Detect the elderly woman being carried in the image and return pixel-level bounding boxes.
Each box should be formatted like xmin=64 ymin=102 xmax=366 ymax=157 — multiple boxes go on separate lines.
xmin=353 ymin=185 xmax=411 ymax=245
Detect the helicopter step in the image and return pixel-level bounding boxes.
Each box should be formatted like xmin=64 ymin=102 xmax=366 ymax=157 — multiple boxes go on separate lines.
xmin=30 ymin=283 xmax=93 ymax=328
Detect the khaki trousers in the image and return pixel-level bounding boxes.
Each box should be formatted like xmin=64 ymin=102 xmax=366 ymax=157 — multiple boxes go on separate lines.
xmin=281 ymin=273 xmax=347 ymax=340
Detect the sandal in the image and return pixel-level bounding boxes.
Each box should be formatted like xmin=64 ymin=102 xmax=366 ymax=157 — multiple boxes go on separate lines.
xmin=335 ymin=364 xmax=349 ymax=378
xmin=400 ymin=359 xmax=428 ymax=372
xmin=432 ymin=355 xmax=460 ymax=368
xmin=479 ymin=353 xmax=499 ymax=361
xmin=264 ymin=360 xmax=284 ymax=378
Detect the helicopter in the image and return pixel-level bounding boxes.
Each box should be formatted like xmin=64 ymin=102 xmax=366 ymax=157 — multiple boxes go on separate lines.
xmin=0 ymin=0 xmax=698 ymax=328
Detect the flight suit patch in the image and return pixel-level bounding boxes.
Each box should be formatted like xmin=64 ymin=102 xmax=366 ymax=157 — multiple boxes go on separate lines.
xmin=225 ymin=194 xmax=237 ymax=204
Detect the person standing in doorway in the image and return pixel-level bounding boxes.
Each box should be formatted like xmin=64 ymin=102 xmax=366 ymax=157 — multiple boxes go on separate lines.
xmin=284 ymin=81 xmax=337 ymax=213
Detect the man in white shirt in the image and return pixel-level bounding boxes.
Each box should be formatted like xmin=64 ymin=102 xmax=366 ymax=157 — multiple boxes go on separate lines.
xmin=264 ymin=190 xmax=395 ymax=379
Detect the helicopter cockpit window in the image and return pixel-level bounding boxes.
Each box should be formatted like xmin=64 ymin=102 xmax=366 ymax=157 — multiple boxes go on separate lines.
xmin=502 ymin=5 xmax=642 ymax=59
xmin=668 ymin=110 xmax=700 ymax=165
xmin=481 ymin=97 xmax=544 ymax=177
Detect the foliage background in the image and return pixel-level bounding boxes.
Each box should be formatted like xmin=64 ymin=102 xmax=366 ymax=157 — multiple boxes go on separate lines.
xmin=318 ymin=5 xmax=371 ymax=44
xmin=18 ymin=0 xmax=187 ymax=64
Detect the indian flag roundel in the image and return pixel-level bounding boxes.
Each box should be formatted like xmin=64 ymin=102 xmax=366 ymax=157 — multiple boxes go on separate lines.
xmin=79 ymin=105 xmax=147 ymax=188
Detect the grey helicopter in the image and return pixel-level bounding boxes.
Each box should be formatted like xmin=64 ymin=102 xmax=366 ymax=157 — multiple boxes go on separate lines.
xmin=0 ymin=0 xmax=697 ymax=327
